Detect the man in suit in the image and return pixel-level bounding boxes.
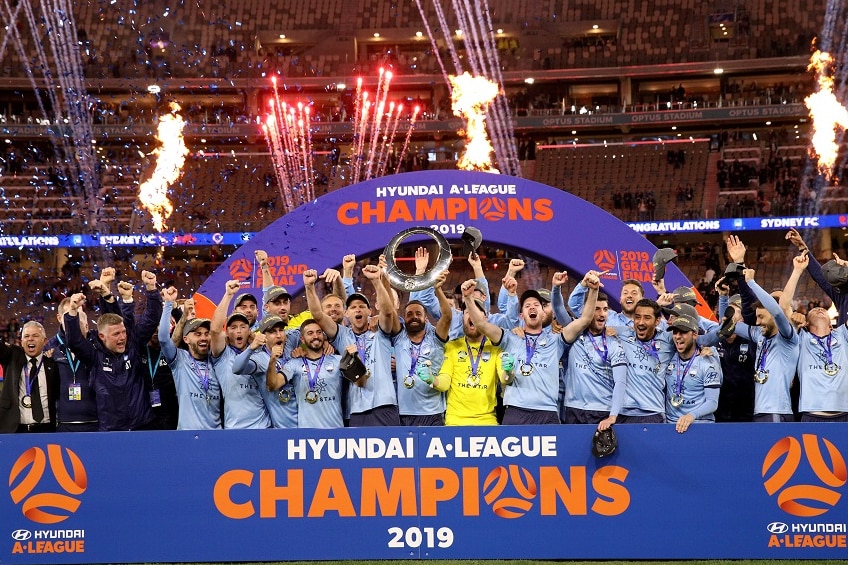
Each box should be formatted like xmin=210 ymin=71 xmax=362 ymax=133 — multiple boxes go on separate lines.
xmin=0 ymin=321 xmax=60 ymax=433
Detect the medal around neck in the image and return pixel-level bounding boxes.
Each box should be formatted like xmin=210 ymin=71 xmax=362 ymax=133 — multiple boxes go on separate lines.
xmin=824 ymin=362 xmax=839 ymax=376
xmin=305 ymin=390 xmax=319 ymax=404
xmin=754 ymin=370 xmax=769 ymax=384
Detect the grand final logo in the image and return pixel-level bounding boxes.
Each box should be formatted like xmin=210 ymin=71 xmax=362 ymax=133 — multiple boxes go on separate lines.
xmin=762 ymin=434 xmax=847 ymax=517
xmin=8 ymin=445 xmax=88 ymax=524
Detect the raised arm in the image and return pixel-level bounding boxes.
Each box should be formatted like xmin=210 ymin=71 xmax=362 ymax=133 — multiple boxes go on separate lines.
xmin=64 ymin=293 xmax=98 ymax=365
xmin=561 ymin=271 xmax=600 ymax=343
xmin=233 ymin=332 xmax=264 ymax=375
xmin=341 ymin=253 xmax=357 ymax=298
xmin=364 ymin=262 xmax=399 ymax=335
xmin=133 ymin=270 xmax=162 ymax=348
xmin=780 ymin=251 xmax=808 ymax=321
xmin=745 ymin=270 xmax=795 ymax=339
xmin=432 ymin=270 xmax=453 ymax=341
xmin=551 ymin=271 xmax=574 ymax=325
xmin=255 ymin=249 xmax=275 ymax=291
xmin=211 ymin=280 xmax=240 ymax=357
xmin=462 ymin=279 xmax=504 ymax=344
xmin=172 ymin=299 xmax=194 ymax=348
xmin=304 ymin=268 xmax=339 ymax=340
xmin=468 ymin=251 xmax=491 ymax=312
xmin=266 ymin=343 xmax=287 ymax=390
xmin=158 ymin=288 xmax=180 ymax=363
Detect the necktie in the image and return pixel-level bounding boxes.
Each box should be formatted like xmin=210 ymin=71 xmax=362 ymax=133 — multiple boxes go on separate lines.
xmin=29 ymin=358 xmax=44 ymax=422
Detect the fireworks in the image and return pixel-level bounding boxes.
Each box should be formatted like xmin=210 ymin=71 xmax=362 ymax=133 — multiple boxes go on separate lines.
xmin=805 ymin=50 xmax=848 ymax=179
xmin=138 ymin=103 xmax=189 ymax=232
xmin=450 ymin=72 xmax=501 ymax=173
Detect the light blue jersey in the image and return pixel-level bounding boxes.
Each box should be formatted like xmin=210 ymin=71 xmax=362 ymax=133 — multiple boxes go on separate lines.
xmin=158 ymin=303 xmax=222 ymax=430
xmin=564 ymin=330 xmax=627 ymax=413
xmin=733 ymin=280 xmax=799 ymax=416
xmin=282 ymin=354 xmax=344 ymax=428
xmin=232 ymin=343 xmax=299 ymax=429
xmin=797 ymin=325 xmax=848 ymax=413
xmin=393 ymin=323 xmax=447 ymax=416
xmin=212 ymin=346 xmax=272 ymax=429
xmin=663 ymin=351 xmax=722 ymax=423
xmin=612 ymin=328 xmax=675 ymax=416
xmin=500 ymin=327 xmax=567 ymax=412
xmin=333 ymin=325 xmax=397 ymax=415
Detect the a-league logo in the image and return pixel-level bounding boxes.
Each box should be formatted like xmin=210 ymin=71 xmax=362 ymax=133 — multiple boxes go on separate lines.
xmin=8 ymin=445 xmax=88 ymax=524
xmin=483 ymin=465 xmax=538 ymax=518
xmin=762 ymin=434 xmax=847 ymax=517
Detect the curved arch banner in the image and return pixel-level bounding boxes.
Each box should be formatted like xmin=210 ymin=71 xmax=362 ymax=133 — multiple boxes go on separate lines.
xmin=1 ymin=425 xmax=847 ymax=563
xmin=194 ymin=170 xmax=706 ymax=318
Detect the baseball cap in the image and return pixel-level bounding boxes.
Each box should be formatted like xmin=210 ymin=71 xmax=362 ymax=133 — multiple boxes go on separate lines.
xmin=460 ymin=297 xmax=487 ymax=314
xmin=822 ymin=260 xmax=848 ymax=289
xmin=346 ymin=293 xmax=371 ymax=308
xmin=233 ymin=292 xmax=258 ymax=308
xmin=520 ymin=289 xmax=545 ymax=309
xmin=258 ymin=315 xmax=287 ymax=333
xmin=666 ymin=303 xmax=699 ymax=333
xmin=226 ymin=312 xmax=251 ymax=327
xmin=591 ymin=427 xmax=617 ymax=458
xmin=724 ymin=262 xmax=745 ymax=280
xmin=672 ymin=286 xmax=702 ymax=306
xmin=182 ymin=317 xmax=211 ymax=337
xmin=652 ymin=248 xmax=678 ymax=281
xmin=265 ymin=286 xmax=292 ymax=304
xmin=535 ymin=288 xmax=552 ymax=304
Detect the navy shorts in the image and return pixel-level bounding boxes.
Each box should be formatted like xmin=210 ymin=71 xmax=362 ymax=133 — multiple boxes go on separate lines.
xmin=564 ymin=407 xmax=608 ymax=425
xmin=400 ymin=413 xmax=445 ymax=426
xmin=617 ymin=413 xmax=664 ymax=424
xmin=503 ymin=406 xmax=560 ymax=425
xmin=349 ymin=404 xmax=401 ymax=427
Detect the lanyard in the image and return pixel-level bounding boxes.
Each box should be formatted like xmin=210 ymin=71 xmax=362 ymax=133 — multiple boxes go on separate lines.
xmin=354 ymin=332 xmax=369 ymax=364
xmin=408 ymin=341 xmax=422 ymax=378
xmin=639 ymin=337 xmax=660 ymax=363
xmin=674 ymin=354 xmax=697 ymax=398
xmin=23 ymin=357 xmax=44 ymax=398
xmin=465 ymin=337 xmax=487 ymax=376
xmin=301 ymin=355 xmax=326 ymax=393
xmin=190 ymin=356 xmax=210 ymax=395
xmin=146 ymin=345 xmax=163 ymax=384
xmin=813 ymin=333 xmax=834 ymax=366
xmin=57 ymin=334 xmax=81 ymax=379
xmin=586 ymin=331 xmax=608 ymax=364
xmin=757 ymin=336 xmax=772 ymax=372
xmin=524 ymin=333 xmax=540 ymax=366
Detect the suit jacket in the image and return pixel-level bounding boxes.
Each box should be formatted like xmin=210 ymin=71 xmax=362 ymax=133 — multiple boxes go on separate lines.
xmin=0 ymin=341 xmax=60 ymax=433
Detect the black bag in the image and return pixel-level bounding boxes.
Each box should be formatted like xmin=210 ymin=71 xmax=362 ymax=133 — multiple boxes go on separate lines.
xmin=339 ymin=350 xmax=368 ymax=383
xmin=592 ymin=426 xmax=617 ymax=458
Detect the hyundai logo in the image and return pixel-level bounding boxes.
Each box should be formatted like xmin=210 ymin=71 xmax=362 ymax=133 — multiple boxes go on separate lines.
xmin=11 ymin=529 xmax=31 ymax=541
xmin=767 ymin=522 xmax=789 ymax=534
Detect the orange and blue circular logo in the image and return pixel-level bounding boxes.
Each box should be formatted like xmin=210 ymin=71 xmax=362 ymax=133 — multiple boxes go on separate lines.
xmin=762 ymin=434 xmax=846 ymax=517
xmin=8 ymin=444 xmax=88 ymax=524
xmin=593 ymin=249 xmax=617 ymax=272
xmin=483 ymin=465 xmax=538 ymax=518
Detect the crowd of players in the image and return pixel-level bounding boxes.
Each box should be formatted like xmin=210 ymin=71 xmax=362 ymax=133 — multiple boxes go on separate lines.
xmin=1 ymin=228 xmax=847 ymax=434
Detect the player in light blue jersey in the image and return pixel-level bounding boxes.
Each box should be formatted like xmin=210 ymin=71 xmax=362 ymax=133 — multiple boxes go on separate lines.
xmin=729 ymin=268 xmax=799 ymax=422
xmin=157 ymin=288 xmax=222 ymax=430
xmin=782 ymin=251 xmax=848 ymax=421
xmin=611 ymin=298 xmax=675 ymax=423
xmin=306 ymin=261 xmax=400 ymax=426
xmin=663 ymin=309 xmax=722 ymax=432
xmin=232 ymin=315 xmax=301 ymax=428
xmin=569 ymin=278 xmax=646 ymax=333
xmin=463 ymin=270 xmax=601 ymax=425
xmin=267 ymin=319 xmax=344 ymax=428
xmin=411 ymin=248 xmax=518 ymax=339
xmin=394 ymin=270 xmax=452 ymax=426
xmin=564 ymin=288 xmax=628 ymax=430
xmin=211 ymin=280 xmax=271 ymax=429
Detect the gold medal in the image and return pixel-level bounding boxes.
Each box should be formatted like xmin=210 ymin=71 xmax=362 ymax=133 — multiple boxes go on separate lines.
xmin=466 ymin=373 xmax=481 ymax=386
xmin=403 ymin=375 xmax=415 ymax=389
xmin=754 ymin=370 xmax=769 ymax=384
xmin=519 ymin=363 xmax=534 ymax=376
xmin=824 ymin=362 xmax=839 ymax=377
xmin=305 ymin=391 xmax=319 ymax=404
xmin=278 ymin=389 xmax=291 ymax=403
xmin=670 ymin=394 xmax=684 ymax=407
xmin=21 ymin=395 xmax=32 ymax=408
